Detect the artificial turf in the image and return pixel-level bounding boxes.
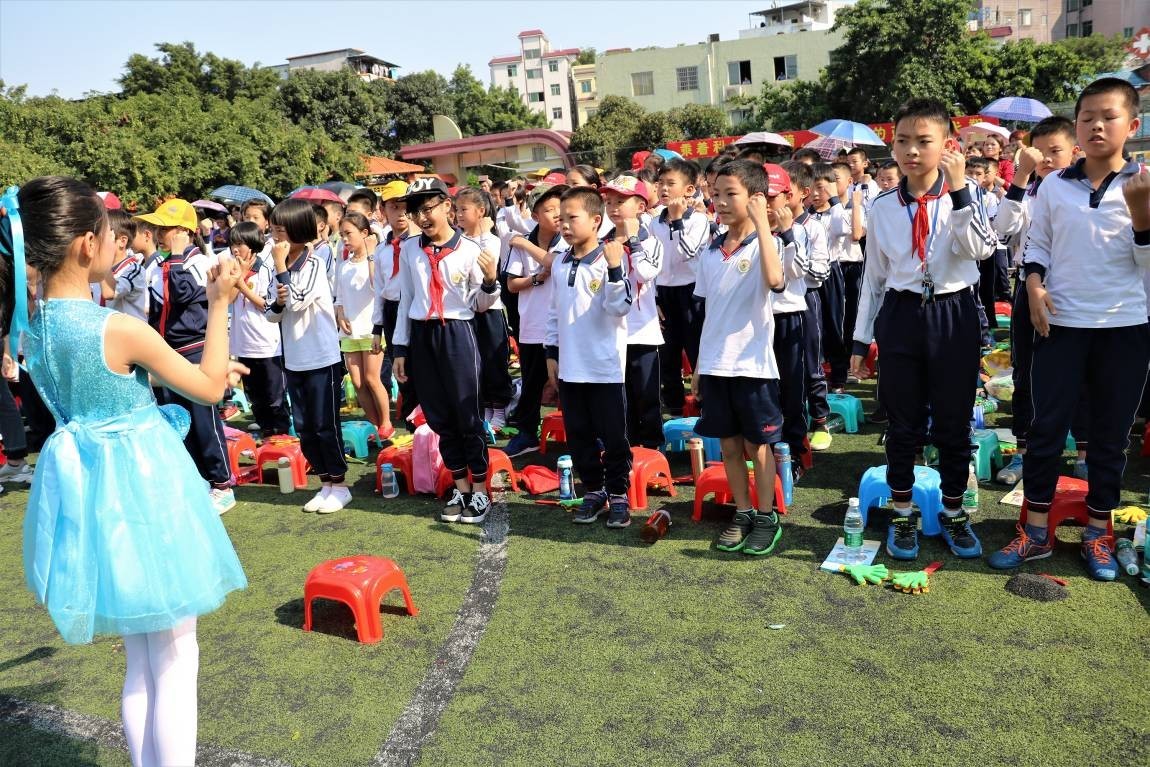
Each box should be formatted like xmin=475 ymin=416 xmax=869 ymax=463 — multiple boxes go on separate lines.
xmin=1 ymin=379 xmax=1148 ymax=767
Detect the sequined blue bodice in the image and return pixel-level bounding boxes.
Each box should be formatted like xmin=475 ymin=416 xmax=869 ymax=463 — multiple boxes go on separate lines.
xmin=24 ymin=299 xmax=155 ymax=424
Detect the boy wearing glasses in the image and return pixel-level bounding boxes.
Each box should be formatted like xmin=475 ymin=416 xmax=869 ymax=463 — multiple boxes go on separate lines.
xmin=391 ymin=179 xmax=501 ymax=524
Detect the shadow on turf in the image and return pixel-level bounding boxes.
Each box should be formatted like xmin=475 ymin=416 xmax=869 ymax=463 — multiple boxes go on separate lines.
xmin=0 ymin=647 xmax=56 ymax=674
xmin=274 ymin=597 xmax=413 ymax=641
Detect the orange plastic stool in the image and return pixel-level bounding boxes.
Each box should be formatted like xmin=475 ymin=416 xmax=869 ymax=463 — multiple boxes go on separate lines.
xmin=994 ymin=301 xmax=1012 ymax=318
xmin=433 ymin=448 xmax=521 ymax=497
xmin=692 ymin=464 xmax=787 ymax=522
xmin=628 ymin=447 xmax=677 ymax=510
xmin=255 ymin=439 xmax=309 ymax=489
xmin=539 ymin=411 xmax=566 ymax=455
xmin=681 ymin=350 xmax=692 ymax=377
xmin=223 ymin=427 xmax=260 ymax=484
xmin=865 ymin=342 xmax=879 ymax=376
xmin=303 ymin=555 xmax=418 ymax=644
xmin=683 ymin=395 xmax=701 ymax=417
xmin=800 ymin=435 xmax=814 ymax=472
xmin=1017 ymin=476 xmax=1113 ymax=540
xmin=375 ymin=445 xmax=415 ymax=495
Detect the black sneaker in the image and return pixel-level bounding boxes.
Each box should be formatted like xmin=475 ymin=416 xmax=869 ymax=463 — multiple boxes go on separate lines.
xmin=716 ymin=509 xmax=754 ymax=551
xmin=869 ymin=407 xmax=889 ymax=424
xmin=573 ymin=490 xmax=608 ymax=524
xmin=606 ymin=495 xmax=631 ymax=528
xmin=743 ymin=510 xmax=782 ymax=556
xmin=441 ymin=489 xmax=468 ymax=523
xmin=460 ymin=490 xmax=490 ymax=525
xmin=938 ymin=511 xmax=982 ymax=558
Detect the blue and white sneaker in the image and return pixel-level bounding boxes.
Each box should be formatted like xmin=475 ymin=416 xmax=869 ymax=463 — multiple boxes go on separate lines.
xmin=209 ymin=487 xmax=236 ymax=515
xmin=1081 ymin=527 xmax=1117 ymax=582
xmin=886 ymin=512 xmax=919 ymax=560
xmin=996 ymin=454 xmax=1023 ymax=485
xmin=938 ymin=511 xmax=982 ymax=558
xmin=987 ymin=524 xmax=1053 ymax=569
xmin=504 ymin=434 xmax=539 ymax=458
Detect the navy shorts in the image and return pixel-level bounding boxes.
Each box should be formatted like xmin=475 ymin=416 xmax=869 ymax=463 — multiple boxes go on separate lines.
xmin=695 ymin=374 xmax=784 ymax=445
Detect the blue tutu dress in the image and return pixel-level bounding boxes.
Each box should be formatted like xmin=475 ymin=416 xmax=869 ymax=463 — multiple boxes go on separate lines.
xmin=22 ymin=299 xmax=247 ymax=644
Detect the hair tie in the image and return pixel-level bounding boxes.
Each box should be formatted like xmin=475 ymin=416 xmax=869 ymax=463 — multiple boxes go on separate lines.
xmin=0 ymin=186 xmax=28 ymax=356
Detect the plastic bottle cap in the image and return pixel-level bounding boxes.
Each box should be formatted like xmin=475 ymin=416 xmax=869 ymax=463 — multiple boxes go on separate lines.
xmin=382 ymin=463 xmax=393 ymax=470
xmin=277 ymin=457 xmax=290 ymax=467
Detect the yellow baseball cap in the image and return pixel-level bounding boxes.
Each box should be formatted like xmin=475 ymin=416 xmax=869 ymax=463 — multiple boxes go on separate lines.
xmin=377 ymin=181 xmax=409 ymax=202
xmin=134 ymin=198 xmax=198 ymax=231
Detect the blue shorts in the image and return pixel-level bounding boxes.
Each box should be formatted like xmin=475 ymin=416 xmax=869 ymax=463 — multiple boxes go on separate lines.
xmin=695 ymin=375 xmax=784 ymax=445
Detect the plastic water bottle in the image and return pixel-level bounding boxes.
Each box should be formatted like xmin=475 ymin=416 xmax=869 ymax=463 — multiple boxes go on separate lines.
xmin=1115 ymin=539 xmax=1139 ymax=576
xmin=962 ymin=463 xmax=979 ymax=514
xmin=774 ymin=443 xmax=793 ymax=506
xmin=380 ymin=463 xmax=400 ymax=499
xmin=844 ymin=497 xmax=864 ymax=563
xmin=277 ymin=457 xmax=294 ymax=494
xmin=826 ymin=414 xmax=846 ymax=433
xmin=557 ymin=455 xmax=574 ymax=500
xmin=972 ymin=404 xmax=985 ymax=430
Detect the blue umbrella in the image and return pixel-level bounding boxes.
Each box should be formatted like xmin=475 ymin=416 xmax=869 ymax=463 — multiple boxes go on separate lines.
xmin=209 ymin=185 xmax=275 ymax=205
xmin=653 ymin=148 xmax=683 ymax=161
xmin=980 ymin=97 xmax=1052 ymax=123
xmin=809 ymin=119 xmax=886 ymax=146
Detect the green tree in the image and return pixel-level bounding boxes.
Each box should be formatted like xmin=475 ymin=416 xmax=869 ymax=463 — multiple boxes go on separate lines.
xmin=446 ymin=65 xmax=547 ymax=137
xmin=568 ymin=95 xmax=646 ymax=169
xmin=575 ymin=48 xmax=597 ymax=66
xmin=119 ymin=42 xmax=280 ymax=103
xmin=667 ymin=103 xmax=728 ymax=139
xmin=382 ymin=71 xmax=452 ymax=149
xmin=277 ymin=68 xmax=392 ymax=154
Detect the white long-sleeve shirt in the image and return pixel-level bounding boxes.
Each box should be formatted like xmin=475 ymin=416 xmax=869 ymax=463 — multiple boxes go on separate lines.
xmin=772 ymin=228 xmax=811 ymax=315
xmin=650 ymin=208 xmax=710 ymax=287
xmin=794 ymin=211 xmax=832 ymax=290
xmin=392 ymin=230 xmax=499 ymax=352
xmin=265 ymin=247 xmax=341 ymax=372
xmin=853 ymin=176 xmax=997 ymax=348
xmin=604 ymin=225 xmax=664 ymax=345
xmin=504 ymin=227 xmax=568 ymax=344
xmin=544 ymin=245 xmax=632 ymax=384
xmin=107 ymin=253 xmax=148 ymax=321
xmin=231 ymin=259 xmax=281 ymax=358
xmin=810 ymin=201 xmax=856 ymax=264
xmin=1021 ymin=159 xmax=1150 ymax=328
xmin=995 ymin=178 xmax=1041 ymax=265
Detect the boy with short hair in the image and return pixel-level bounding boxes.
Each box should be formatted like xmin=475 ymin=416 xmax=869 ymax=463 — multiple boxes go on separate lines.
xmin=989 ymin=79 xmax=1150 ymax=580
xmin=502 ymin=182 xmax=570 ymax=456
xmin=651 ymin=158 xmax=710 ymax=417
xmin=845 ymin=147 xmax=879 ymax=208
xmin=545 ymin=187 xmax=634 ymax=528
xmin=101 ymin=209 xmax=147 ymax=321
xmin=370 ymin=181 xmax=417 ymax=419
xmin=849 ymin=98 xmax=997 ymax=562
xmin=602 ymin=175 xmax=665 ymax=448
xmin=875 ymin=161 xmax=902 ymax=192
xmin=692 ymin=160 xmax=787 ymax=555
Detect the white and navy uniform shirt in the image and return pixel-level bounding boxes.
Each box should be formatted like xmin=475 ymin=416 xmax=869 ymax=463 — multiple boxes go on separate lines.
xmin=370 ymin=230 xmax=409 ymax=337
xmin=1022 ymin=159 xmax=1150 ymax=328
xmin=230 ymin=259 xmax=281 ymax=358
xmin=995 ymin=176 xmax=1043 ymax=264
xmin=504 ymin=226 xmax=568 ymax=344
xmin=650 ymin=208 xmax=710 ymax=287
xmin=853 ymin=175 xmax=997 ymax=349
xmin=147 ymin=245 xmax=213 ymax=356
xmin=391 ymin=230 xmax=500 ymax=355
xmin=470 ymin=230 xmax=505 ymax=311
xmin=850 ymin=178 xmax=881 ymax=214
xmin=265 ymin=246 xmax=341 ymax=372
xmin=334 ymin=254 xmax=376 ymax=340
xmin=107 ymin=252 xmax=147 ymax=321
xmin=604 ymin=225 xmax=664 ymax=345
xmin=771 ymin=228 xmax=810 ymax=315
xmin=544 ymin=244 xmax=632 ymax=384
xmin=810 ymin=199 xmax=855 ymax=264
xmin=794 ymin=210 xmax=832 ymax=290
xmin=694 ymin=231 xmax=781 ymax=380
xmin=497 ymin=204 xmax=534 ymax=237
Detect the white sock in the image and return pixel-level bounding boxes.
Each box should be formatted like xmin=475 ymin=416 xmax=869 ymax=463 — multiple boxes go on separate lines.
xmin=122 ymin=633 xmax=157 ymax=767
xmin=146 ymin=618 xmax=199 ymax=766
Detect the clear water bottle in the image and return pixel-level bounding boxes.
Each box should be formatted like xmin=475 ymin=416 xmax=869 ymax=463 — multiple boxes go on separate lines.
xmin=277 ymin=457 xmax=294 ymax=494
xmin=557 ymin=454 xmax=574 ymax=500
xmin=774 ymin=443 xmax=793 ymax=506
xmin=826 ymin=414 xmax=846 ymax=433
xmin=1115 ymin=539 xmax=1139 ymax=576
xmin=962 ymin=462 xmax=979 ymax=514
xmin=380 ymin=462 xmax=400 ymax=499
xmin=844 ymin=497 xmax=864 ymax=563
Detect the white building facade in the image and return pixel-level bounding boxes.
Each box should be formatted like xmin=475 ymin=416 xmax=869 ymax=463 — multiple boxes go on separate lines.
xmin=489 ymin=30 xmax=580 ymax=132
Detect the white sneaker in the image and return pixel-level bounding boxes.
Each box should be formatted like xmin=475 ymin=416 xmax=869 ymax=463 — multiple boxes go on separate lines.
xmin=303 ymin=487 xmax=330 ymax=513
xmin=209 ymin=487 xmax=236 ymax=515
xmin=0 ymin=461 xmax=34 ymax=483
xmin=317 ymin=485 xmax=351 ymax=514
xmin=490 ymin=408 xmax=507 ymax=432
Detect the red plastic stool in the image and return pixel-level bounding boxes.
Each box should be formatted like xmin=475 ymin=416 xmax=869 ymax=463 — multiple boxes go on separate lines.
xmin=994 ymin=301 xmax=1012 ymax=318
xmin=224 ymin=427 xmax=260 ymax=484
xmin=539 ymin=411 xmax=566 ymax=455
xmin=681 ymin=350 xmax=692 ymax=377
xmin=1141 ymin=422 xmax=1150 ymax=457
xmin=865 ymin=342 xmax=879 ymax=376
xmin=303 ymin=555 xmax=418 ymax=644
xmin=255 ymin=439 xmax=309 ymax=489
xmin=1017 ymin=476 xmax=1113 ymax=540
xmin=801 ymin=435 xmax=814 ymax=472
xmin=692 ymin=464 xmax=787 ymax=522
xmin=433 ymin=448 xmax=521 ymax=497
xmin=683 ymin=395 xmax=701 ymax=417
xmin=376 ymin=445 xmax=414 ymax=495
xmin=628 ymin=447 xmax=677 ymax=510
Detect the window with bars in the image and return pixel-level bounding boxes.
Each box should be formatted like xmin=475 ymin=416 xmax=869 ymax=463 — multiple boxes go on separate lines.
xmin=676 ymin=66 xmax=699 ymax=91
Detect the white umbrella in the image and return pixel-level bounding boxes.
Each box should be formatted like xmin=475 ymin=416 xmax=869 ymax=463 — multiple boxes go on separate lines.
xmin=734 ymin=131 xmax=794 ymax=148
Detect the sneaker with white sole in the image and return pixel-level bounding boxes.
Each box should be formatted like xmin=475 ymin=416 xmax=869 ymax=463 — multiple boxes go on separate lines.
xmin=0 ymin=461 xmax=34 ymax=483
xmin=303 ymin=487 xmax=330 ymax=513
xmin=317 ymin=485 xmax=351 ymax=514
xmin=996 ymin=454 xmax=1023 ymax=485
xmin=442 ymin=489 xmax=468 ymax=522
xmin=460 ymin=490 xmax=490 ymax=524
xmin=209 ymin=487 xmax=236 ymax=515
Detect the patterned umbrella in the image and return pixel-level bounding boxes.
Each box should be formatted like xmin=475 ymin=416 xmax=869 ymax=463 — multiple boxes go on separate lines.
xmin=980 ymin=97 xmax=1052 ymax=123
xmin=803 ymin=135 xmax=854 ymax=161
xmin=209 ymin=185 xmax=274 ymax=205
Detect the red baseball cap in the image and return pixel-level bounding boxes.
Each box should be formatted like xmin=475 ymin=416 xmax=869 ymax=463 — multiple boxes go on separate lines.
xmin=763 ymin=163 xmax=792 ymax=197
xmin=541 ymin=171 xmax=568 ymax=186
xmin=600 ymin=175 xmax=651 ymax=202
xmin=631 ymin=150 xmax=652 ymax=170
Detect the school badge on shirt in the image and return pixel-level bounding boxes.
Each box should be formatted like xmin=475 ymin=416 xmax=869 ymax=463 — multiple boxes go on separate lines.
xmin=451 ymin=271 xmax=465 ymax=286
xmin=588 ymin=278 xmax=602 ymax=294
xmin=736 ymin=258 xmax=751 ymax=274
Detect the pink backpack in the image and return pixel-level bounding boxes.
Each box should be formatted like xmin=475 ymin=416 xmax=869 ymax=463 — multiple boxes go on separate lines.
xmin=409 ymin=408 xmax=444 ymax=494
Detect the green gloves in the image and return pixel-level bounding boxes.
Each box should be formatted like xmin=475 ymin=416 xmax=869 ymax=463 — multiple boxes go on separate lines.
xmin=839 ymin=563 xmax=889 ymax=585
xmin=891 ymin=570 xmax=931 ymax=594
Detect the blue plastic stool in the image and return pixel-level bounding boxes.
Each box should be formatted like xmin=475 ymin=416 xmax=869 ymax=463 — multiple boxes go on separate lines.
xmin=342 ymin=420 xmax=379 ymax=458
xmin=971 ymin=429 xmax=1003 ymax=481
xmin=826 ymin=393 xmax=864 ymax=434
xmin=856 ymin=465 xmax=944 ymax=537
xmin=661 ymin=416 xmax=721 ymax=461
xmin=229 ymin=388 xmax=251 ymax=415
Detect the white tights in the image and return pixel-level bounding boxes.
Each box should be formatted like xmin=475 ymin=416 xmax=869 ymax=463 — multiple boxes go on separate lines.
xmin=120 ymin=618 xmax=199 ymax=767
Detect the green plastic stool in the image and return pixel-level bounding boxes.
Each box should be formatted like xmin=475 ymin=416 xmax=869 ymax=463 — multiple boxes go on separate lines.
xmin=995 ymin=315 xmax=1012 ymax=330
xmin=1065 ymin=433 xmax=1077 ymax=453
xmin=826 ymin=393 xmax=865 ymax=434
xmin=971 ymin=428 xmax=1003 ymax=481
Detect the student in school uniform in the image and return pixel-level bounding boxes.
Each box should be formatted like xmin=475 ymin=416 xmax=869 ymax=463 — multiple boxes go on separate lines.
xmin=101 ymin=209 xmax=148 ymax=321
xmin=849 ymin=98 xmax=998 ymax=562
xmin=370 ymin=182 xmax=418 ymax=423
xmin=135 ymin=199 xmax=235 ymax=515
xmin=989 ymin=78 xmax=1150 ymax=580
xmin=391 ymin=179 xmax=501 ymax=524
xmin=651 ymin=158 xmax=710 ymax=417
xmin=545 ymin=187 xmax=635 ymax=529
xmin=692 ymin=159 xmax=787 ymax=556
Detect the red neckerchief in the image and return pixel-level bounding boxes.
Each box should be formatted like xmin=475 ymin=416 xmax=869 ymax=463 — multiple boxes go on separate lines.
xmin=390 ymin=234 xmax=403 ymax=278
xmin=423 ymin=237 xmax=455 ymax=324
xmin=909 ymin=183 xmax=947 ymax=265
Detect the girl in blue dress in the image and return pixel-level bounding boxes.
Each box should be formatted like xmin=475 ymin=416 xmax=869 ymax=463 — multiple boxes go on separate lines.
xmin=2 ymin=177 xmax=248 ymax=767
